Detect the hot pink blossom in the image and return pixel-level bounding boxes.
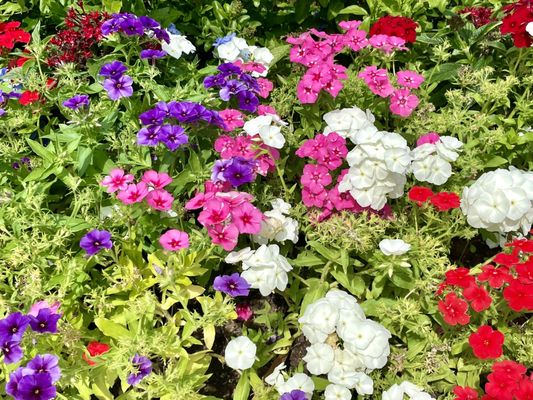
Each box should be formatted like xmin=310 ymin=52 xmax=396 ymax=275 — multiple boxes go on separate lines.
xmin=257 ymin=105 xmax=277 ymax=116
xmin=236 ymin=303 xmax=253 ymax=321
xmin=146 ymin=189 xmax=174 ymax=211
xmin=396 ymin=70 xmax=425 ymax=89
xmin=297 ymin=78 xmax=321 ymax=103
xmin=208 ymin=223 xmax=239 ymax=251
xmin=417 ymin=132 xmax=441 ymax=146
xmin=358 ymin=65 xmax=388 ymax=84
xmin=369 ymin=34 xmax=408 ymax=54
xmin=302 ymin=188 xmax=327 ymax=208
xmin=231 ymin=202 xmax=263 ymax=234
xmin=101 ymin=168 xmax=134 ymax=193
xmin=219 ymin=109 xmax=245 ymax=132
xmin=198 ymin=199 xmax=230 ymax=226
xmin=338 ymin=20 xmax=362 ymax=30
xmin=343 ymin=29 xmax=369 ymax=51
xmin=214 ymin=135 xmax=236 ymax=158
xmin=389 ymin=88 xmax=420 ymax=117
xmin=301 ymin=164 xmax=332 ymax=193
xmin=159 ymin=229 xmax=189 ymax=251
xmin=367 ymin=76 xmax=394 ymax=97
xmin=142 ymin=170 xmax=172 ymax=190
xmin=256 ymin=78 xmax=274 ymax=98
xmin=233 ymin=136 xmax=256 ymax=158
xmin=117 ymin=182 xmax=149 ymax=204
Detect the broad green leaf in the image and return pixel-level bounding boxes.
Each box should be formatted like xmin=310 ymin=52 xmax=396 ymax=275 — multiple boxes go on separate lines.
xmin=94 ymin=317 xmax=133 ymax=340
xmin=338 ymin=5 xmax=367 ymax=15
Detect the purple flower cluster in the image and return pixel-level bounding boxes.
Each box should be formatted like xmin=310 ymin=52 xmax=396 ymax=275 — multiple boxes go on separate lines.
xmin=79 ymin=229 xmax=113 ymax=256
xmin=0 ymin=89 xmax=23 ymax=117
xmin=101 ymin=13 xmax=169 ymax=43
xmin=203 ymin=63 xmax=261 ymax=112
xmin=62 ymin=94 xmax=90 ymax=110
xmin=6 ymin=354 xmax=61 ymax=400
xmin=137 ymin=101 xmax=224 ymax=151
xmin=280 ymin=390 xmax=307 ymax=400
xmin=213 ymin=273 xmax=250 ymax=297
xmin=12 ymin=157 xmax=31 ymax=170
xmin=100 ymin=61 xmax=134 ymax=101
xmin=127 ymin=354 xmax=152 ymax=386
xmin=212 ymin=156 xmax=256 ymax=187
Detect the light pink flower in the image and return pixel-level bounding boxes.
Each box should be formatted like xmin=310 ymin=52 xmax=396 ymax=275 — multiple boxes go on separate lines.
xmin=234 ymin=136 xmax=256 ymax=158
xmin=142 ymin=170 xmax=172 ymax=190
xmin=146 ymin=189 xmax=174 ymax=211
xmin=219 ymin=109 xmax=245 ymax=132
xmin=231 ymin=202 xmax=263 ymax=234
xmin=417 ymin=132 xmax=441 ymax=146
xmin=257 ymin=105 xmax=278 ymax=116
xmin=29 ymin=301 xmax=61 ymax=317
xmin=208 ymin=223 xmax=239 ymax=251
xmin=257 ymin=78 xmax=274 ymax=98
xmin=117 ymin=182 xmax=149 ymax=204
xmin=214 ymin=135 xmax=236 ymax=158
xmin=389 ymin=88 xmax=420 ymax=117
xmin=101 ymin=168 xmax=134 ymax=193
xmin=159 ymin=229 xmax=189 ymax=251
xmin=396 ymin=70 xmax=425 ymax=89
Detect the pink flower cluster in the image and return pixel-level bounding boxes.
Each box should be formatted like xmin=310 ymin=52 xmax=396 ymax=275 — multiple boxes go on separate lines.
xmin=359 ymin=66 xmax=424 ymax=117
xmin=185 ymin=182 xmax=264 ymax=251
xmin=101 ymin=169 xmax=174 ymax=211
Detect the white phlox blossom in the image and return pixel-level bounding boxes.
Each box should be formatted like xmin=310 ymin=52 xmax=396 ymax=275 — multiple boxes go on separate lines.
xmin=215 ymin=35 xmax=273 ymax=76
xmin=410 ymin=136 xmax=463 ymax=185
xmin=526 ymin=21 xmax=533 ymax=36
xmin=382 ymin=381 xmax=435 ymax=400
xmin=243 ymin=115 xmax=286 ymax=149
xmin=225 ymin=244 xmax=292 ymax=296
xmin=461 ymin=167 xmax=533 ymax=234
xmin=323 ymin=106 xmax=378 ymax=143
xmin=276 ymin=373 xmax=315 ymax=398
xmin=324 ymin=384 xmax=352 ymax=400
xmin=224 ymin=336 xmax=256 ymax=370
xmin=265 ymin=362 xmax=286 ymax=391
xmin=379 ymin=239 xmax=411 ymax=256
xmin=253 ymin=199 xmax=299 ymax=244
xmin=161 ymin=31 xmax=196 ymax=60
xmin=338 ymin=130 xmax=411 ymax=210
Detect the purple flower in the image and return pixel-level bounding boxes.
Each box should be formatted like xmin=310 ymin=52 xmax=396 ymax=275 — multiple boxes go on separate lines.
xmin=0 ymin=312 xmax=30 ymax=343
xmin=16 ymin=373 xmax=56 ymax=400
xmin=223 ymin=157 xmax=256 ymax=187
xmin=239 ymin=73 xmax=260 ymax=92
xmin=217 ymin=62 xmax=241 ymax=75
xmin=280 ymin=390 xmax=307 ymax=400
xmin=1 ymin=340 xmax=23 ymax=364
xmin=127 ymin=354 xmax=152 ymax=386
xmin=62 ymin=94 xmax=89 ymax=110
xmin=152 ymin=28 xmax=170 ymax=43
xmin=169 ymin=102 xmax=202 ymax=123
xmin=20 ymin=157 xmax=31 ymax=165
xmin=237 ymin=91 xmax=259 ymax=113
xmin=12 ymin=162 xmax=20 ymax=169
xmin=219 ymin=80 xmax=246 ymax=101
xmin=203 ymin=74 xmax=226 ymax=89
xmin=101 ymin=15 xmax=123 ymax=35
xmin=213 ymin=273 xmax=250 ymax=297
xmin=154 ymin=101 xmax=172 ymax=118
xmin=157 ymin=125 xmax=188 ymax=151
xmin=201 ymin=110 xmax=225 ymax=127
xmin=28 ymin=308 xmax=61 ymax=334
xmin=139 ymin=16 xmax=160 ymax=30
xmin=139 ymin=108 xmax=166 ymax=126
xmin=99 ymin=61 xmax=127 ymax=79
xmin=137 ymin=126 xmax=161 ymax=146
xmin=79 ymin=229 xmax=113 ymax=256
xmin=6 ymin=367 xmax=29 ymax=398
xmin=120 ymin=17 xmax=145 ymax=36
xmin=103 ymin=75 xmax=134 ymax=101
xmin=140 ymin=49 xmax=167 ymax=60
xmin=211 ymin=159 xmax=232 ymax=182
xmin=26 ymin=354 xmax=61 ymax=383
xmin=0 ymin=108 xmax=6 ymax=117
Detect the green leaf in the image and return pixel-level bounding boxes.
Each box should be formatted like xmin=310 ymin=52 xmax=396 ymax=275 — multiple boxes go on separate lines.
xmin=484 ymin=155 xmax=508 ymax=168
xmin=94 ymin=318 xmax=133 ymax=340
xmin=427 ymin=63 xmax=461 ymax=84
xmin=26 ymin=138 xmax=55 ymax=163
xmin=233 ymin=370 xmax=250 ymax=400
xmin=291 ymin=251 xmax=325 ymax=267
xmin=102 ymin=0 xmax=122 ymax=13
xmin=338 ymin=5 xmax=367 ymax=15
xmin=77 ymin=147 xmax=92 ymax=176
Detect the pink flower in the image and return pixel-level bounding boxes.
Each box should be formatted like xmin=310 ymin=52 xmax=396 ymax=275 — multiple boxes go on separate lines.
xmin=358 ymin=65 xmax=388 ymax=84
xmin=257 ymin=105 xmax=277 ymax=116
xmin=305 ymin=67 xmax=332 ymax=85
xmin=297 ymin=78 xmax=321 ymax=104
xmin=231 ymin=202 xmax=263 ymax=234
xmin=367 ymin=76 xmax=394 ymax=97
xmin=29 ymin=300 xmax=61 ymax=317
xmin=146 ymin=189 xmax=174 ymax=211
xmin=417 ymin=132 xmax=441 ymax=146
xmin=389 ymin=88 xmax=420 ymax=117
xmin=159 ymin=229 xmax=189 ymax=251
xmin=101 ymin=168 xmax=134 ymax=193
xmin=117 ymin=182 xmax=149 ymax=204
xmin=219 ymin=109 xmax=245 ymax=132
xmin=257 ymin=78 xmax=274 ymax=98
xmin=302 ymin=188 xmax=327 ymax=208
xmin=208 ymin=223 xmax=239 ymax=251
xmin=343 ymin=29 xmax=369 ymax=51
xmin=329 ymin=186 xmax=358 ymax=211
xmin=142 ymin=170 xmax=172 ymax=190
xmin=233 ymin=136 xmax=256 ymax=158
xmin=323 ymin=79 xmax=344 ymax=97
xmin=214 ymin=135 xmax=236 ymax=158
xmin=301 ymin=164 xmax=332 ymax=193
xmin=216 ymin=191 xmax=254 ymax=209
xmin=396 ymin=70 xmax=425 ymax=89
xmin=198 ymin=199 xmax=230 ymax=226
xmin=338 ymin=20 xmax=363 ymax=30
xmin=236 ymin=303 xmax=253 ymax=321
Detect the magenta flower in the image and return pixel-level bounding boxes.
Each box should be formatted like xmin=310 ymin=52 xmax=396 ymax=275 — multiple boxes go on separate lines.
xmin=146 ymin=189 xmax=174 ymax=211
xmin=396 ymin=70 xmax=425 ymax=89
xmin=416 ymin=131 xmax=441 ymax=146
xmin=231 ymin=202 xmax=263 ymax=234
xmin=301 ymin=164 xmax=332 ymax=194
xmin=80 ymin=229 xmax=113 ymax=255
xmin=159 ymin=229 xmax=190 ymax=251
xmin=358 ymin=65 xmax=388 ymax=84
xmin=296 ymin=79 xmax=321 ymax=104
xmin=366 ymin=76 xmax=394 ymax=97
xmin=389 ymin=88 xmax=420 ymax=117
xmin=117 ymin=182 xmax=149 ymax=204
xmin=141 ymin=170 xmax=172 ymax=190
xmin=219 ymin=109 xmax=244 ymax=132
xmin=236 ymin=303 xmax=253 ymax=321
xmin=103 ymin=75 xmax=133 ymax=101
xmin=198 ymin=199 xmax=231 ymax=226
xmin=213 ymin=273 xmax=250 ymax=297
xmin=101 ymin=168 xmax=134 ymax=193
xmin=207 ymin=223 xmax=239 ymax=251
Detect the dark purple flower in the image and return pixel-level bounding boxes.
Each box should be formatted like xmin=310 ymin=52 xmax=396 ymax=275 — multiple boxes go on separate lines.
xmin=201 ymin=110 xmax=225 ymax=127
xmin=154 ymin=101 xmax=172 ymax=118
xmin=213 ymin=273 xmax=250 ymax=297
xmin=99 ymin=61 xmax=127 ymax=79
xmin=26 ymin=354 xmax=61 ymax=383
xmin=137 ymin=126 xmax=161 ymax=146
xmin=203 ymin=74 xmax=226 ymax=89
xmin=1 ymin=340 xmax=23 ymax=364
xmin=223 ymin=157 xmax=256 ymax=186
xmin=152 ymin=28 xmax=170 ymax=43
xmin=0 ymin=108 xmax=6 ymax=117
xmin=139 ymin=108 xmax=166 ymax=126
xmin=120 ymin=17 xmax=145 ymax=36
xmin=16 ymin=373 xmax=56 ymax=400
xmin=103 ymin=75 xmax=133 ymax=101
xmin=169 ymin=102 xmax=202 ymax=123
xmin=12 ymin=162 xmax=20 ymax=169
xmin=101 ymin=17 xmax=122 ymax=35
xmin=6 ymin=367 xmax=30 ymax=398
xmin=62 ymin=95 xmax=89 ymax=110
xmin=218 ymin=62 xmax=241 ymax=75
xmin=219 ymin=80 xmax=246 ymax=101
xmin=237 ymin=91 xmax=259 ymax=113
xmin=157 ymin=125 xmax=188 ymax=151
xmin=140 ymin=49 xmax=167 ymax=60
xmin=138 ymin=16 xmax=160 ymax=30
xmin=28 ymin=308 xmax=61 ymax=334
xmin=127 ymin=354 xmax=152 ymax=386
xmin=211 ymin=159 xmax=232 ymax=182
xmin=79 ymin=229 xmax=113 ymax=256
xmin=0 ymin=312 xmax=30 ymax=343
xmin=20 ymin=157 xmax=31 ymax=165
xmin=280 ymin=390 xmax=307 ymax=400
xmin=239 ymin=73 xmax=260 ymax=92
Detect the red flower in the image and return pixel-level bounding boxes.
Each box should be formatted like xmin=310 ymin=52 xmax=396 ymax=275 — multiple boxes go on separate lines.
xmin=491 ymin=360 xmax=527 ymax=381
xmin=503 ymin=280 xmax=533 ymax=311
xmin=453 ymin=386 xmax=479 ymax=400
xmin=506 ymin=238 xmax=533 ymax=253
xmin=369 ymin=15 xmax=418 ymax=43
xmin=0 ymin=21 xmax=31 ymax=51
xmin=430 ymin=192 xmax=461 ymax=211
xmin=458 ymin=6 xmax=494 ymax=28
xmin=477 ymin=265 xmax=512 ymax=289
xmin=438 ymin=292 xmax=470 ymax=326
xmin=493 ymin=252 xmax=519 ymax=266
xmin=485 ymin=360 xmax=527 ymax=400
xmin=83 ymin=341 xmax=111 ymax=366
xmin=500 ymin=3 xmax=533 ymax=48
xmin=468 ymin=325 xmax=504 ymax=360
xmin=514 ymin=377 xmax=533 ymax=399
xmin=408 ymin=186 xmax=434 ymax=205
xmin=445 ymin=267 xmax=476 ymax=288
xmin=463 ymin=284 xmax=492 ymax=312
xmin=515 ymin=258 xmax=533 ymax=284
xmin=19 ymin=90 xmax=40 ymax=106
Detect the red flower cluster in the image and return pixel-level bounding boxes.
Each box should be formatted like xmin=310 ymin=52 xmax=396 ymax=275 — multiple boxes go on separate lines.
xmin=19 ymin=90 xmax=40 ymax=106
xmin=501 ymin=0 xmax=533 ymax=48
xmin=458 ymin=6 xmax=495 ymax=28
xmin=47 ymin=2 xmax=109 ymax=67
xmin=82 ymin=341 xmax=111 ymax=366
xmin=408 ymin=186 xmax=461 ymax=211
xmin=0 ymin=21 xmax=30 ymax=52
xmin=369 ymin=16 xmax=418 ymax=43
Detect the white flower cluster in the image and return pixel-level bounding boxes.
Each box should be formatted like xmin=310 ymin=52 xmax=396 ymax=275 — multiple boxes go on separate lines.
xmin=297 ymin=290 xmax=391 ymax=396
xmin=243 ymin=114 xmax=287 ymax=149
xmin=161 ymin=31 xmax=196 ymax=60
xmin=339 ymin=130 xmax=411 ymax=210
xmin=382 ymin=381 xmax=435 ymax=400
xmin=253 ymin=199 xmax=299 ymax=245
xmin=410 ymin=136 xmax=463 ymax=185
xmin=323 ymin=107 xmax=378 ymax=143
xmin=214 ymin=35 xmax=273 ymax=76
xmin=225 ymin=244 xmax=292 ymax=296
xmin=461 ymin=168 xmax=533 ymax=234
